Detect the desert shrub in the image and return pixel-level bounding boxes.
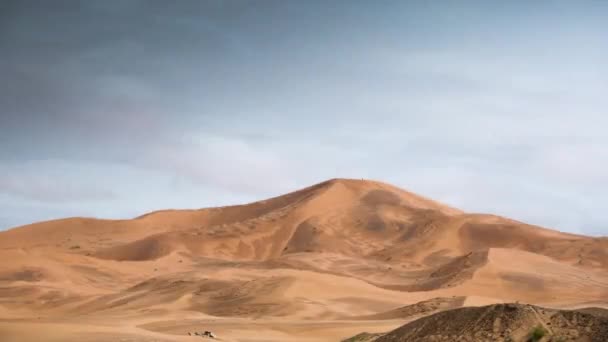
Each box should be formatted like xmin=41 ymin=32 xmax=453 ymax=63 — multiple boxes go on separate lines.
xmin=529 ymin=325 xmax=547 ymax=341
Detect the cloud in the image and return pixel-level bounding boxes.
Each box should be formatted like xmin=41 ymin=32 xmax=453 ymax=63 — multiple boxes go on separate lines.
xmin=135 ymin=132 xmax=366 ymax=198
xmin=143 ymin=135 xmax=295 ymax=195
xmin=0 ymin=160 xmax=117 ymax=203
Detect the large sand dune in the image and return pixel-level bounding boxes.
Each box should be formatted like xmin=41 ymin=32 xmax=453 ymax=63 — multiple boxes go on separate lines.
xmin=0 ymin=178 xmax=607 ymax=341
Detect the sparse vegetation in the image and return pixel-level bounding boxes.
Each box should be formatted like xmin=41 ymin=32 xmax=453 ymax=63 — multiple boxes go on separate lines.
xmin=529 ymin=325 xmax=547 ymax=341
xmin=69 ymin=245 xmax=81 ymax=249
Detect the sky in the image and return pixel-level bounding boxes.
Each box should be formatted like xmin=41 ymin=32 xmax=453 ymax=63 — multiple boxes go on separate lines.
xmin=1 ymin=0 xmax=607 ymax=235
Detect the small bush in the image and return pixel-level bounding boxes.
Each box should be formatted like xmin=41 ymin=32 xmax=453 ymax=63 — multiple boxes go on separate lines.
xmin=529 ymin=325 xmax=547 ymax=341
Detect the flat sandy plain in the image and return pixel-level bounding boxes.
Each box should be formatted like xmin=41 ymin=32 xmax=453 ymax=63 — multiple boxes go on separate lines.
xmin=1 ymin=179 xmax=607 ymax=341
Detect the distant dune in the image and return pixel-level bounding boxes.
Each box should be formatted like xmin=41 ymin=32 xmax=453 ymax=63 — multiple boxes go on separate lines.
xmin=1 ymin=178 xmax=607 ymax=341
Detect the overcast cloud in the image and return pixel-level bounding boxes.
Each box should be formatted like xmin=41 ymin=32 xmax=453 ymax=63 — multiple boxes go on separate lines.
xmin=1 ymin=0 xmax=607 ymax=235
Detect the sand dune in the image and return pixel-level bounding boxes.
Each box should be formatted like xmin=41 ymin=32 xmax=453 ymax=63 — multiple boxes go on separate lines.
xmin=0 ymin=178 xmax=607 ymax=341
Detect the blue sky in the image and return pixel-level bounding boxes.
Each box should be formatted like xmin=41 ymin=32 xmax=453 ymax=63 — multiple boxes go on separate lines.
xmin=1 ymin=1 xmax=607 ymax=235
